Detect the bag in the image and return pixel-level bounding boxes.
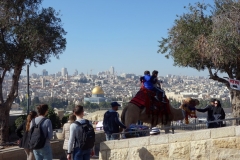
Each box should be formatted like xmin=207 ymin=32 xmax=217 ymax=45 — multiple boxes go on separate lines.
xmin=74 ymin=120 xmax=95 ymax=150
xmin=28 ymin=118 xmax=47 ymax=149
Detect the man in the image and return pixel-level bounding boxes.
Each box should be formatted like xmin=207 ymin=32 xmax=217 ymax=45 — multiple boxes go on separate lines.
xmin=67 ymin=105 xmax=94 ymax=160
xmin=196 ymin=99 xmax=217 ymax=128
xmin=152 ymin=70 xmax=166 ymax=102
xmin=103 ymin=102 xmax=126 ymax=141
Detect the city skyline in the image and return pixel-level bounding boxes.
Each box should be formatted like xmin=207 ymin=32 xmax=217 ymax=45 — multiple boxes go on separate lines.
xmin=22 ymin=0 xmax=220 ymax=77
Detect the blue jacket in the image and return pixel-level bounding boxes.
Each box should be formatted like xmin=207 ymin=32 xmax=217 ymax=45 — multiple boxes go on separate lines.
xmin=103 ymin=110 xmax=126 ymax=134
xmin=143 ymin=75 xmax=154 ymax=90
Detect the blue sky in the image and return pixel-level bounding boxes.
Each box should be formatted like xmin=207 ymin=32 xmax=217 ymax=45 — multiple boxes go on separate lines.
xmin=26 ymin=0 xmax=216 ymax=77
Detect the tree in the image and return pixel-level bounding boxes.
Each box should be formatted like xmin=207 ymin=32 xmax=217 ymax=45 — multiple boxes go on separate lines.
xmin=0 ymin=0 xmax=66 ymax=143
xmin=47 ymin=108 xmax=61 ymax=129
xmin=158 ymin=0 xmax=240 ymax=119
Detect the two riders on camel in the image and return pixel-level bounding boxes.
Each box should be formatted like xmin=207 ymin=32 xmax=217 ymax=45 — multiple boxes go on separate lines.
xmin=140 ymin=70 xmax=166 ymax=103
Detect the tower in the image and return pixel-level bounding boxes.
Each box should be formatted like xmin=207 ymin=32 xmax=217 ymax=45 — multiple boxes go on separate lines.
xmin=42 ymin=77 xmax=45 ymax=88
xmin=61 ymin=68 xmax=67 ymax=77
xmin=109 ymin=66 xmax=114 ymax=75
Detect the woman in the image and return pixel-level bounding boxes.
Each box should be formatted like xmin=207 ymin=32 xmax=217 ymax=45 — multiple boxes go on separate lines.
xmin=31 ymin=104 xmax=53 ymax=160
xmin=16 ymin=111 xmax=37 ymax=160
xmin=212 ymin=100 xmax=226 ymax=128
xmin=67 ymin=105 xmax=92 ymax=160
xmin=62 ymin=114 xmax=76 ymax=158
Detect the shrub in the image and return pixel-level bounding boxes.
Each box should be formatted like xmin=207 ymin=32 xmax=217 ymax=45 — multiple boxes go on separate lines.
xmin=61 ymin=114 xmax=69 ymax=126
xmin=47 ymin=108 xmax=61 ymax=129
xmin=15 ymin=115 xmax=27 ymax=129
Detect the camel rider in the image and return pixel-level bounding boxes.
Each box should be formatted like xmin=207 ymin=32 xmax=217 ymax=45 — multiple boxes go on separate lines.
xmin=140 ymin=70 xmax=160 ymax=101
xmin=152 ymin=70 xmax=166 ymax=103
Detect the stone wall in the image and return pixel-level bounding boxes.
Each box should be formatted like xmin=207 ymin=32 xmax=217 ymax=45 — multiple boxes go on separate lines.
xmin=0 ymin=140 xmax=65 ymax=160
xmin=100 ymin=126 xmax=240 ymax=160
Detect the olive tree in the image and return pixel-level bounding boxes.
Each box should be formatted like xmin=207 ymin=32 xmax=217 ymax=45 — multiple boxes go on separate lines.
xmin=158 ymin=0 xmax=240 ymax=118
xmin=0 ymin=0 xmax=66 ymax=143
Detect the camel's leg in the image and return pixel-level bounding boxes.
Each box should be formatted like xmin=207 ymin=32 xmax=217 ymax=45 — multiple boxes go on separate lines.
xmin=162 ymin=121 xmax=172 ymax=134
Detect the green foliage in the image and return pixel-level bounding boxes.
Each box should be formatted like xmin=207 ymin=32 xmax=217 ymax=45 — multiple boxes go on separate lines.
xmin=61 ymin=114 xmax=70 ymax=126
xmin=15 ymin=115 xmax=27 ymax=129
xmin=47 ymin=98 xmax=68 ymax=109
xmin=158 ymin=0 xmax=240 ymax=86
xmin=47 ymin=108 xmax=61 ymax=129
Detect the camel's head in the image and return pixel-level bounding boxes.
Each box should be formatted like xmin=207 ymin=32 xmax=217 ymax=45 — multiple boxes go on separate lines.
xmin=179 ymin=97 xmax=199 ymax=112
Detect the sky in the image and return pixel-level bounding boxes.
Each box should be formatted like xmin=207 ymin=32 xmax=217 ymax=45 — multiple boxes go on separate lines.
xmin=25 ymin=0 xmax=216 ymax=77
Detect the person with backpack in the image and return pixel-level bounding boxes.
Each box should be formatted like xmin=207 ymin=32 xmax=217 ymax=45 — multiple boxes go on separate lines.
xmin=67 ymin=105 xmax=95 ymax=160
xmin=16 ymin=111 xmax=37 ymax=160
xmin=103 ymin=102 xmax=126 ymax=141
xmin=29 ymin=104 xmax=53 ymax=160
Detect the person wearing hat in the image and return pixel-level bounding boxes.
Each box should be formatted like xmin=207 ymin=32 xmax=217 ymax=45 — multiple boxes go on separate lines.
xmin=196 ymin=98 xmax=216 ymax=128
xmin=103 ymin=102 xmax=126 ymax=141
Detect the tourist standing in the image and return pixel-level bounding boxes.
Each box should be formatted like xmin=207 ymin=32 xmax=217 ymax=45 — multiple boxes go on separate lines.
xmin=67 ymin=105 xmax=95 ymax=160
xmin=103 ymin=102 xmax=126 ymax=141
xmin=16 ymin=111 xmax=37 ymax=160
xmin=212 ymin=100 xmax=226 ymax=127
xmin=196 ymin=99 xmax=216 ymax=128
xmin=62 ymin=114 xmax=76 ymax=159
xmin=31 ymin=104 xmax=53 ymax=160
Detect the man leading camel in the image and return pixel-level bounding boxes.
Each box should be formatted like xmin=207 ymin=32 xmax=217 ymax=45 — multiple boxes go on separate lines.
xmin=103 ymin=102 xmax=126 ymax=141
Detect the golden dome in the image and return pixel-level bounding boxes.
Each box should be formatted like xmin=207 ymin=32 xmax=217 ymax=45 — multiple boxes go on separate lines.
xmin=92 ymin=86 xmax=104 ymax=94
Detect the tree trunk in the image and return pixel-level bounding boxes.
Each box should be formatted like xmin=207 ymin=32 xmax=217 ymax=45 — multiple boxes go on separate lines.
xmin=0 ymin=103 xmax=11 ymax=144
xmin=231 ymin=90 xmax=240 ymax=125
xmin=0 ymin=66 xmax=22 ymax=144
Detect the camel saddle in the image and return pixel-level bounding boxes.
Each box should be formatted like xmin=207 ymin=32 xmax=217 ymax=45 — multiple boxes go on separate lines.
xmin=130 ymin=87 xmax=171 ymax=117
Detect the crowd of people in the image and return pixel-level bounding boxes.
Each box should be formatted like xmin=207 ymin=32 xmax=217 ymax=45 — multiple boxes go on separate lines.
xmin=15 ymin=98 xmax=227 ymax=160
xmin=16 ymin=104 xmax=95 ymax=160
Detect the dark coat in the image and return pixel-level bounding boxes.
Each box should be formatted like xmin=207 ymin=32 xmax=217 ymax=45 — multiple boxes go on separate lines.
xmin=197 ymin=105 xmax=225 ymax=128
xmin=103 ymin=110 xmax=126 ymax=134
xmin=15 ymin=121 xmax=31 ymax=148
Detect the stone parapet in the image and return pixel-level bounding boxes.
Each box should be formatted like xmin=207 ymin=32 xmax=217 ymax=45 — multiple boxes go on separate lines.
xmin=99 ymin=126 xmax=240 ymax=160
xmin=0 ymin=140 xmax=65 ymax=160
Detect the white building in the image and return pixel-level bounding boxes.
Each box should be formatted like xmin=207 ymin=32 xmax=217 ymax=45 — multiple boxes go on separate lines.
xmin=109 ymin=66 xmax=114 ymax=75
xmin=61 ymin=67 xmax=68 ymax=77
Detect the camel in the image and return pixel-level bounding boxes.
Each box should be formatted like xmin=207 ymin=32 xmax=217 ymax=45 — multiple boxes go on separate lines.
xmin=121 ymin=102 xmax=184 ymax=133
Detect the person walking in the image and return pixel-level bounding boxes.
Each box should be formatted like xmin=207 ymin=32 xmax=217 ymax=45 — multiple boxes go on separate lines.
xmin=103 ymin=102 xmax=126 ymax=141
xmin=62 ymin=114 xmax=76 ymax=159
xmin=16 ymin=111 xmax=37 ymax=160
xmin=67 ymin=105 xmax=95 ymax=160
xmin=31 ymin=104 xmax=53 ymax=160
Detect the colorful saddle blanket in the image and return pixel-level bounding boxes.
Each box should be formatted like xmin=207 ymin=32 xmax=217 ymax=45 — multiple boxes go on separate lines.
xmin=130 ymin=87 xmax=171 ymax=116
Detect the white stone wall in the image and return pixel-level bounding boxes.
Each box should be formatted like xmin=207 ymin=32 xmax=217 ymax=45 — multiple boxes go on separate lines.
xmin=100 ymin=126 xmax=240 ymax=160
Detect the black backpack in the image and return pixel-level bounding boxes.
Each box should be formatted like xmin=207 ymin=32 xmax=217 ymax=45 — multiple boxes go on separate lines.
xmin=28 ymin=118 xmax=47 ymax=149
xmin=74 ymin=120 xmax=95 ymax=150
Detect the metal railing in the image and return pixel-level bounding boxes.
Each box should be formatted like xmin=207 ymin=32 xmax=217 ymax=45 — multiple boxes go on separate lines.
xmin=110 ymin=117 xmax=240 ymax=139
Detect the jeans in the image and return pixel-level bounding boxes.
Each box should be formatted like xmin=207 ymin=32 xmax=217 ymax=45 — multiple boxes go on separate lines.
xmin=73 ymin=147 xmax=91 ymax=160
xmin=33 ymin=143 xmax=53 ymax=160
xmin=105 ymin=133 xmax=119 ymax=141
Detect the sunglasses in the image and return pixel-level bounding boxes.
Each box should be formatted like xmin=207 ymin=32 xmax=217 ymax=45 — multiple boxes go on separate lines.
xmin=214 ymin=103 xmax=218 ymax=104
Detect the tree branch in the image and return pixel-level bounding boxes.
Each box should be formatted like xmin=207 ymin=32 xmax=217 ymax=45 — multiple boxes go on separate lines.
xmin=208 ymin=67 xmax=230 ymax=89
